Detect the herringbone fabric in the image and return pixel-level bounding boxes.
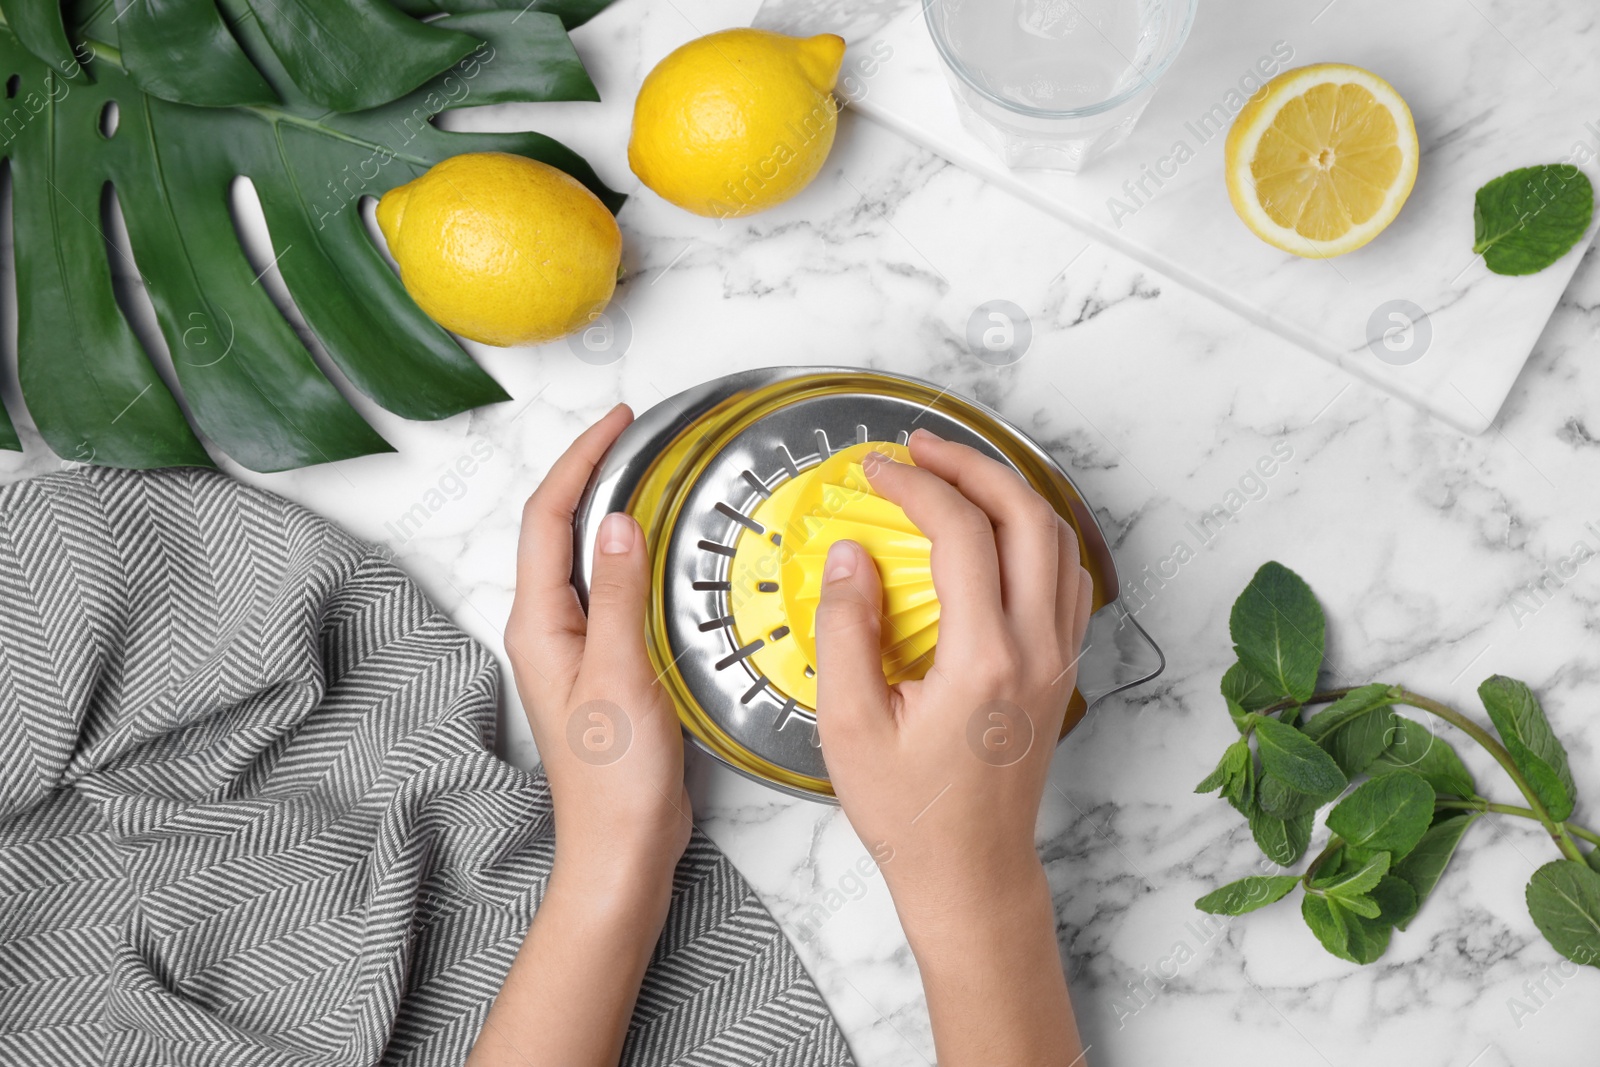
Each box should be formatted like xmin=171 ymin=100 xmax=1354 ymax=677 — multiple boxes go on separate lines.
xmin=0 ymin=466 xmax=853 ymax=1067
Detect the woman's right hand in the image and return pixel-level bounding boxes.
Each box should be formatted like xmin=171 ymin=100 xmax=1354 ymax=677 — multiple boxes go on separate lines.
xmin=813 ymin=427 xmax=1092 ymax=1065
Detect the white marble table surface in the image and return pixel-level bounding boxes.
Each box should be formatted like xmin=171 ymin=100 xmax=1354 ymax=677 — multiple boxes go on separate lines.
xmin=3 ymin=1 xmax=1598 ymax=1063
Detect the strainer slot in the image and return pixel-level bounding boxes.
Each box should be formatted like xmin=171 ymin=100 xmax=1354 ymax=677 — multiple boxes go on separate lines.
xmin=697 ymin=539 xmax=736 ymax=557
xmin=741 ymin=469 xmax=772 ymax=499
xmin=776 ymin=444 xmax=801 ymax=478
xmin=699 ymin=615 xmax=733 ymax=632
xmin=772 ymin=697 xmax=801 ymax=729
xmin=772 ymin=699 xmax=822 ymax=747
xmin=741 ymin=677 xmax=770 ymax=704
xmin=814 ymin=428 xmax=833 ymax=457
xmin=714 ymin=502 xmax=763 ymax=533
xmin=716 ymin=639 xmax=764 ymax=671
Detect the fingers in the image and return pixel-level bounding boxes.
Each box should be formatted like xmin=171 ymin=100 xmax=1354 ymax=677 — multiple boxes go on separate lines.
xmin=1070 ymin=565 xmax=1094 ymax=664
xmin=814 ymin=540 xmax=894 ymax=749
xmin=862 ymin=452 xmax=1007 ymax=651
xmin=1054 ymin=519 xmax=1084 ymax=659
xmin=508 ymin=405 xmax=633 ymax=680
xmin=907 ymin=429 xmax=1061 ymax=634
xmin=574 ymin=511 xmax=660 ymax=700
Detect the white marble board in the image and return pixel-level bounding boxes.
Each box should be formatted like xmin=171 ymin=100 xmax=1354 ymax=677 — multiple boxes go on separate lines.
xmin=757 ymin=0 xmax=1600 ymax=434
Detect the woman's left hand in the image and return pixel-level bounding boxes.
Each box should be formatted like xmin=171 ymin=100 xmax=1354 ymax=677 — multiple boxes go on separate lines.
xmin=504 ymin=404 xmax=691 ymax=891
xmin=471 ymin=406 xmax=690 ymax=1067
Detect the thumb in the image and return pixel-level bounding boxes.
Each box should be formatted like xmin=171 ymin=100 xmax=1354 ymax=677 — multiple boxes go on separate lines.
xmin=578 ymin=512 xmax=658 ymax=697
xmin=813 ymin=540 xmax=893 ymax=745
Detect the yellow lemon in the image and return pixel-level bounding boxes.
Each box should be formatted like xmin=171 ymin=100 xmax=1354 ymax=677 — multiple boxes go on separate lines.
xmin=376 ymin=152 xmax=621 ymax=347
xmin=1225 ymin=64 xmax=1418 ymax=257
xmin=628 ymin=29 xmax=846 ymax=218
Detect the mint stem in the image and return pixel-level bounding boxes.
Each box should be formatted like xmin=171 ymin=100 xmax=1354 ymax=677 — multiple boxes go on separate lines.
xmin=1434 ymin=798 xmax=1600 ymax=849
xmin=1395 ymin=690 xmax=1585 ymax=863
xmin=1260 ymin=686 xmax=1589 ymax=861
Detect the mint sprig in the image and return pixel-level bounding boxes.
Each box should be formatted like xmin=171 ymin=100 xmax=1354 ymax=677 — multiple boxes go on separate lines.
xmin=1472 ymin=164 xmax=1594 ymax=276
xmin=1194 ymin=561 xmax=1600 ymax=971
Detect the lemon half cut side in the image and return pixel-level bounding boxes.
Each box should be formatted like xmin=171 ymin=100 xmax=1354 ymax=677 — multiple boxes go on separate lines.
xmin=1225 ymin=64 xmax=1419 ymax=258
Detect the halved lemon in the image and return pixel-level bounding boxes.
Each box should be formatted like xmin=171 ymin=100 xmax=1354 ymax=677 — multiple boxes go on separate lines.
xmin=1225 ymin=64 xmax=1418 ymax=258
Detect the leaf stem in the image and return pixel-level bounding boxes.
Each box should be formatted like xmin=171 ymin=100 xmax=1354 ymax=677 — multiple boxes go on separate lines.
xmin=1435 ymin=798 xmax=1600 ymax=848
xmin=86 ymin=38 xmax=122 ymax=68
xmin=1396 ymin=690 xmax=1585 ymax=863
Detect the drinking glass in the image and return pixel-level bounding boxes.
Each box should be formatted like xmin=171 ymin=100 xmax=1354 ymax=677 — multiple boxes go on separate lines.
xmin=924 ymin=0 xmax=1199 ymax=172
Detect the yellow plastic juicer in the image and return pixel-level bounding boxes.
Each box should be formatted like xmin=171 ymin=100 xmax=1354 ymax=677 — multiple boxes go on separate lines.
xmin=572 ymin=367 xmax=1163 ymax=801
xmin=729 ymin=441 xmax=938 ymax=711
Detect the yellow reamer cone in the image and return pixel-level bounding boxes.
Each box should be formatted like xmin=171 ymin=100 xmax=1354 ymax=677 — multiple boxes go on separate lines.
xmin=728 ymin=442 xmax=939 ymax=707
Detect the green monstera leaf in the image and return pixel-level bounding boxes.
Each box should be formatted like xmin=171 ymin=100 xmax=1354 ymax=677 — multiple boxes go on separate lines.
xmin=5 ymin=0 xmax=472 ymax=111
xmin=0 ymin=0 xmax=620 ymax=469
xmin=0 ymin=0 xmax=619 ymax=111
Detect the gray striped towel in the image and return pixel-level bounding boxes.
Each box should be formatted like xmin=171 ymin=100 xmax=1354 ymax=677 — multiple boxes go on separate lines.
xmin=0 ymin=465 xmax=853 ymax=1067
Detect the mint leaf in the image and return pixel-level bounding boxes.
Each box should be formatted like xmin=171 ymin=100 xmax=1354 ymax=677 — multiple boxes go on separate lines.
xmin=1473 ymin=165 xmax=1594 ymax=276
xmin=1224 ymin=661 xmax=1280 ymax=733
xmin=1326 ymin=773 xmax=1435 ymax=859
xmin=1303 ymin=684 xmax=1399 ymax=776
xmin=1250 ymin=806 xmax=1315 ymax=866
xmin=1196 ymin=875 xmax=1301 ymax=916
xmin=1254 ymin=717 xmax=1347 ymax=799
xmin=1303 ymin=684 xmax=1396 ymax=730
xmin=1258 ymin=773 xmax=1328 ymax=819
xmin=1304 ymin=874 xmax=1414 ymax=964
xmin=1321 ymin=850 xmax=1391 ymax=904
xmin=1225 ymin=696 xmax=1253 ymax=734
xmin=1393 ymin=813 xmax=1478 ymax=926
xmin=1301 ymin=684 xmax=1393 ymax=725
xmin=1370 ymin=716 xmax=1478 ymax=799
xmin=1370 ymin=874 xmax=1420 ymax=930
xmin=1479 ymin=676 xmax=1575 ymax=821
xmin=1590 ymin=849 xmax=1600 ymax=875
xmin=1347 ymin=877 xmax=1418 ymax=962
xmin=1324 ymin=706 xmax=1397 ymax=777
xmin=1340 ymin=921 xmax=1390 ymax=964
xmin=1525 ymin=861 xmax=1600 ymax=969
xmin=1301 ymin=893 xmax=1356 ymax=963
xmin=1196 ymin=738 xmax=1254 ymax=815
xmin=1229 ymin=562 xmax=1324 ymax=702
xmin=1195 ymin=740 xmax=1241 ymax=792
xmin=1223 ymin=660 xmax=1280 ymax=713
xmin=1333 ymin=893 xmax=1382 ymax=920
xmin=1307 ymin=842 xmax=1355 ymax=887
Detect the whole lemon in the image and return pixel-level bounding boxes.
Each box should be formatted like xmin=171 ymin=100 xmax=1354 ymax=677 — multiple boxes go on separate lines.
xmin=628 ymin=29 xmax=846 ymax=218
xmin=376 ymin=153 xmax=622 ymax=348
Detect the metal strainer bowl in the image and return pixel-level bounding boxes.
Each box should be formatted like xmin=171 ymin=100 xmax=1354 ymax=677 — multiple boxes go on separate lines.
xmin=573 ymin=366 xmax=1163 ymax=801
